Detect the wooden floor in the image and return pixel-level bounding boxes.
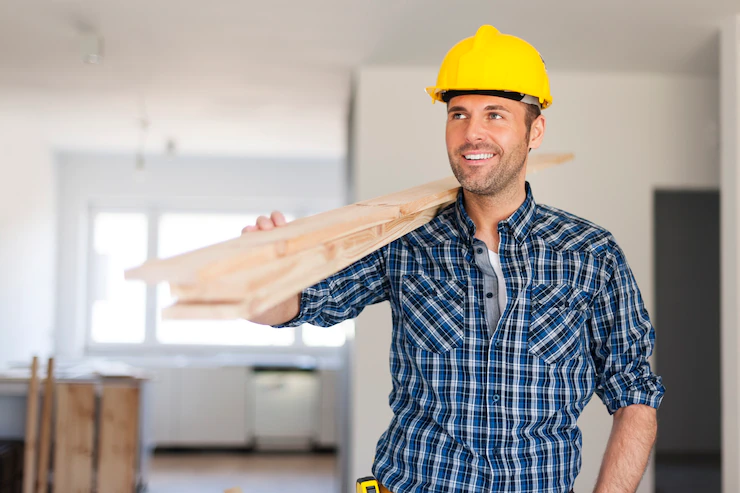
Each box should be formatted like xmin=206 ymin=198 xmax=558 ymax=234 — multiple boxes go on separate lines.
xmin=147 ymin=451 xmax=338 ymax=493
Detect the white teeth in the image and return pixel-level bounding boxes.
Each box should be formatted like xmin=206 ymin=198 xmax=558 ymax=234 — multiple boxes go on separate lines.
xmin=464 ymin=153 xmax=494 ymax=160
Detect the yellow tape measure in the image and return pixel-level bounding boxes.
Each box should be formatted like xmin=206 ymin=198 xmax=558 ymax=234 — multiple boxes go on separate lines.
xmin=356 ymin=476 xmax=380 ymax=493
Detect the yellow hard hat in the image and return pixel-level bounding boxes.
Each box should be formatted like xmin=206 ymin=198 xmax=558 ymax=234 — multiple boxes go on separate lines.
xmin=426 ymin=25 xmax=552 ymax=109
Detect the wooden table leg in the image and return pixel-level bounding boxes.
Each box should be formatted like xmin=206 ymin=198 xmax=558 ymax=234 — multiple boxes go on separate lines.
xmin=22 ymin=356 xmax=39 ymax=493
xmin=35 ymin=358 xmax=54 ymax=493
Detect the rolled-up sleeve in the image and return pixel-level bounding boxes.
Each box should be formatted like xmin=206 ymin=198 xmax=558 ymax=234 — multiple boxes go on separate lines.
xmin=589 ymin=240 xmax=665 ymax=415
xmin=273 ymin=245 xmax=390 ymax=328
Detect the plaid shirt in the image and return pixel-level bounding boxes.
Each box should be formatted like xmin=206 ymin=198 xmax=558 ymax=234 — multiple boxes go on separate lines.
xmin=278 ymin=182 xmax=664 ymax=493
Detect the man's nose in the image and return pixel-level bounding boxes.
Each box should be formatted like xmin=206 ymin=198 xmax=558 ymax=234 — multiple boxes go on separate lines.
xmin=464 ymin=119 xmax=485 ymax=143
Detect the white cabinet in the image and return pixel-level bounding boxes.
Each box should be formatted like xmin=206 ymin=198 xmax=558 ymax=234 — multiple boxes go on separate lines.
xmin=150 ymin=366 xmax=250 ymax=447
xmin=149 ymin=367 xmax=178 ymax=445
xmin=252 ymin=369 xmax=318 ymax=450
xmin=149 ymin=365 xmax=339 ymax=449
xmin=178 ymin=367 xmax=250 ymax=446
xmin=316 ymin=369 xmax=338 ymax=448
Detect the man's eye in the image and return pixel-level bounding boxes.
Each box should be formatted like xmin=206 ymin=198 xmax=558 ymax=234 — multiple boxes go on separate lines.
xmin=489 ymin=113 xmax=503 ymax=120
xmin=452 ymin=113 xmax=466 ymax=120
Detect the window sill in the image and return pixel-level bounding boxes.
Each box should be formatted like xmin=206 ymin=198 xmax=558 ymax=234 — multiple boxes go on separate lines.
xmin=84 ymin=344 xmax=344 ymax=371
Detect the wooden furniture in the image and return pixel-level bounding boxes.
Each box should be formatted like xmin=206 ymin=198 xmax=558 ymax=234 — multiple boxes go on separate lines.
xmin=53 ymin=383 xmax=96 ymax=493
xmin=96 ymin=385 xmax=140 ymax=493
xmin=22 ymin=357 xmax=38 ymax=493
xmin=6 ymin=359 xmax=149 ymax=493
xmin=35 ymin=358 xmax=53 ymax=493
xmin=126 ymin=153 xmax=572 ymax=320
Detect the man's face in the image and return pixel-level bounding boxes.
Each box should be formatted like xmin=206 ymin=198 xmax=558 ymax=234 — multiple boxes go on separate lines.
xmin=445 ymin=94 xmax=543 ymax=197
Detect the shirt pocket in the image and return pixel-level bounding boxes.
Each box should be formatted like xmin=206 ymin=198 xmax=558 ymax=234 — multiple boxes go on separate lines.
xmin=528 ymin=283 xmax=590 ymax=365
xmin=401 ymin=274 xmax=466 ymax=353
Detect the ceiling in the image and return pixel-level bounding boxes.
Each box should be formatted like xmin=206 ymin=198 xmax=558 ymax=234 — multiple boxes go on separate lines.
xmin=0 ymin=0 xmax=736 ymax=157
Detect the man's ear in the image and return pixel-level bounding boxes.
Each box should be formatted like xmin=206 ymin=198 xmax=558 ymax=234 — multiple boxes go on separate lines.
xmin=528 ymin=115 xmax=546 ymax=151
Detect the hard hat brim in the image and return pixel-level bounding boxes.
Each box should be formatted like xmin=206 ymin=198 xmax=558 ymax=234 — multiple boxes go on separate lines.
xmin=426 ymin=87 xmax=549 ymax=109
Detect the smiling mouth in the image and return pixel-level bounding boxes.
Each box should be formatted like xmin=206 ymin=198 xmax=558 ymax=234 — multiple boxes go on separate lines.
xmin=463 ymin=153 xmax=496 ymax=162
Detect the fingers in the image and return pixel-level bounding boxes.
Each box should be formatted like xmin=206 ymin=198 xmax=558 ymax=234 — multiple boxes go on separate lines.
xmin=242 ymin=211 xmax=288 ymax=235
xmin=271 ymin=211 xmax=287 ymax=226
xmin=256 ymin=215 xmax=275 ymax=230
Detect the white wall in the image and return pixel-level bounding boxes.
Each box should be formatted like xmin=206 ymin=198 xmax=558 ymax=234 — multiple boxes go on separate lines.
xmin=0 ymin=111 xmax=56 ymax=367
xmin=56 ymin=153 xmax=346 ymax=359
xmin=348 ymin=66 xmax=719 ymax=492
xmin=720 ymin=15 xmax=740 ymax=493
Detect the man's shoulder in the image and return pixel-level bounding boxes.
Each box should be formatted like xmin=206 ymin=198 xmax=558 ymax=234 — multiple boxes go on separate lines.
xmin=399 ymin=203 xmax=460 ymax=247
xmin=532 ymin=203 xmax=616 ymax=256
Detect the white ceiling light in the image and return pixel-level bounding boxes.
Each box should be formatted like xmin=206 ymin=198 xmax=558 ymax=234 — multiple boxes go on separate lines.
xmin=135 ymin=117 xmax=150 ymax=173
xmin=80 ymin=32 xmax=104 ymax=64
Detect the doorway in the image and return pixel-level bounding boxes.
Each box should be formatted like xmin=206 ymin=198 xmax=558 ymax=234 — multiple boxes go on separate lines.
xmin=653 ymin=190 xmax=721 ymax=493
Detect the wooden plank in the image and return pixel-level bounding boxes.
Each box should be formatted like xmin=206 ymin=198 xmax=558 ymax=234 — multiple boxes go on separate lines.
xmin=128 ymin=153 xmax=572 ymax=320
xmin=35 ymin=358 xmax=54 ymax=493
xmin=162 ymin=300 xmax=244 ymax=320
xmin=528 ymin=151 xmax=573 ymax=172
xmin=22 ymin=356 xmax=39 ymax=493
xmin=53 ymin=383 xmax=95 ymax=493
xmin=127 ymin=153 xmax=569 ymax=283
xmin=96 ymin=384 xmax=140 ymax=493
xmin=164 ymin=207 xmax=442 ymax=319
xmin=127 ymin=154 xmax=568 ymax=285
xmin=125 ymin=202 xmax=399 ymax=283
xmin=169 ymin=206 xmax=440 ymax=302
xmin=123 ymin=178 xmax=455 ymax=285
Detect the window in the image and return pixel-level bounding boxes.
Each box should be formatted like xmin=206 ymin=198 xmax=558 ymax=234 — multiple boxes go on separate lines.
xmin=156 ymin=212 xmax=295 ymax=346
xmin=89 ymin=213 xmax=148 ymax=343
xmin=303 ymin=321 xmax=348 ymax=347
xmin=87 ymin=210 xmax=349 ymax=349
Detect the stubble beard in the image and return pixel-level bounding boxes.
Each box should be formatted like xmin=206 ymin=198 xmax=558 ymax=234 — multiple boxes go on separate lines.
xmin=448 ymin=137 xmax=529 ymax=197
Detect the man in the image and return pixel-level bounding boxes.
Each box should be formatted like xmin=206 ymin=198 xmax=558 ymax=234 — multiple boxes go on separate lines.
xmin=244 ymin=25 xmax=664 ymax=493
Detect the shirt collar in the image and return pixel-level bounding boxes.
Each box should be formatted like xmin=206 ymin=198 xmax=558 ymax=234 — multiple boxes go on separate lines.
xmin=453 ymin=181 xmax=537 ymax=244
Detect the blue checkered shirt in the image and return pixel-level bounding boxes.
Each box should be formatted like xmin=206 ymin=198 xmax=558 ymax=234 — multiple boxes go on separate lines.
xmin=278 ymin=182 xmax=665 ymax=493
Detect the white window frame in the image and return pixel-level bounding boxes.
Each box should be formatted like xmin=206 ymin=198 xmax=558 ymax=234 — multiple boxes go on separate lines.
xmin=56 ymin=153 xmax=348 ymax=361
xmin=83 ymin=199 xmax=344 ymax=358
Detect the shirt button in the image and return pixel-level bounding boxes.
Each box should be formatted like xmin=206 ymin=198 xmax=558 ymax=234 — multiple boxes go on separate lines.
xmin=476 ymin=248 xmax=484 ymax=254
xmin=486 ymin=292 xmax=493 ymax=299
xmin=493 ymin=394 xmax=500 ymax=402
xmin=495 ymin=341 xmax=501 ymax=348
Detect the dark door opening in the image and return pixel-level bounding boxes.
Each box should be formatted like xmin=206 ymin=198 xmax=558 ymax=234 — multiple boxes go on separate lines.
xmin=654 ymin=190 xmax=721 ymax=493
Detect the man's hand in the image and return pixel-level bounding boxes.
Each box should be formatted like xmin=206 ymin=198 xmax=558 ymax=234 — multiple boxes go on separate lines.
xmin=240 ymin=211 xmax=300 ymax=325
xmin=242 ymin=211 xmax=287 ymax=233
xmin=593 ymin=404 xmax=657 ymax=493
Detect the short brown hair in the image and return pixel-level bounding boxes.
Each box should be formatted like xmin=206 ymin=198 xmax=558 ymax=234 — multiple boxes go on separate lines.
xmin=524 ymin=103 xmax=541 ymax=131
xmin=524 ymin=104 xmax=541 ymax=151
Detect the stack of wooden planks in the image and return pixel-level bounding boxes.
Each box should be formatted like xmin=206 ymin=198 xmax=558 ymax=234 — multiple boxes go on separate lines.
xmin=21 ymin=357 xmax=141 ymax=493
xmin=126 ymin=153 xmax=572 ymax=321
